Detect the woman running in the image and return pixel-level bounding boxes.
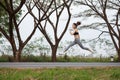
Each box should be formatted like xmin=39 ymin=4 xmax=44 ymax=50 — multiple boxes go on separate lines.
xmin=64 ymin=21 xmax=93 ymax=53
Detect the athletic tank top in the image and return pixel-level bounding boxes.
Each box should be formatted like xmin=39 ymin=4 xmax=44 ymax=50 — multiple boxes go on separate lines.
xmin=73 ymin=31 xmax=79 ymax=35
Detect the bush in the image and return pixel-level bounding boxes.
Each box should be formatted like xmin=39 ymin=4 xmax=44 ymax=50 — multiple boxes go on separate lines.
xmin=21 ymin=55 xmax=51 ymax=62
xmin=0 ymin=55 xmax=9 ymax=62
xmin=0 ymin=54 xmax=118 ymax=62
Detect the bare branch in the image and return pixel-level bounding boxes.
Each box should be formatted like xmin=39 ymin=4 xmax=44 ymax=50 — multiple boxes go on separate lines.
xmin=43 ymin=20 xmax=47 ymax=30
xmin=18 ymin=3 xmax=36 ymax=26
xmin=87 ymin=29 xmax=115 ymax=42
xmin=35 ymin=0 xmax=54 ymax=20
xmin=0 ymin=26 xmax=10 ymax=41
xmin=109 ymin=0 xmax=120 ymax=7
xmin=25 ymin=3 xmax=39 ymax=21
xmin=59 ymin=0 xmax=73 ymax=41
xmin=42 ymin=0 xmax=70 ymax=20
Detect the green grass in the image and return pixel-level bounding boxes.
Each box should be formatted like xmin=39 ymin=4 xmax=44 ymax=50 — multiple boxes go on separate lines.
xmin=0 ymin=67 xmax=120 ymax=80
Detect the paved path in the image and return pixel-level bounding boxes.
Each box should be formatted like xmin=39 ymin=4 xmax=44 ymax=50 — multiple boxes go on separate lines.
xmin=0 ymin=62 xmax=120 ymax=68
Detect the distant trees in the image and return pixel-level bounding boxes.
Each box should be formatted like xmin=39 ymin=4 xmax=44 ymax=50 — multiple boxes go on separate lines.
xmin=23 ymin=37 xmax=50 ymax=56
xmin=74 ymin=0 xmax=120 ymax=61
xmin=0 ymin=0 xmax=37 ymax=61
xmin=26 ymin=0 xmax=73 ymax=62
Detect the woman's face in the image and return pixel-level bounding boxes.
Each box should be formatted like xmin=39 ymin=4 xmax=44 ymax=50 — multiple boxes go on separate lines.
xmin=72 ymin=24 xmax=76 ymax=29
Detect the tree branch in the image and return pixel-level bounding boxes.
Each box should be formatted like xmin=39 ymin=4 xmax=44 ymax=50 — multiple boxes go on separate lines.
xmin=86 ymin=30 xmax=115 ymax=42
xmin=109 ymin=0 xmax=120 ymax=7
xmin=13 ymin=14 xmax=23 ymax=45
xmin=18 ymin=2 xmax=36 ymax=26
xmin=0 ymin=26 xmax=10 ymax=41
xmin=23 ymin=20 xmax=37 ymax=48
xmin=14 ymin=0 xmax=26 ymax=14
xmin=4 ymin=0 xmax=10 ymax=11
xmin=116 ymin=8 xmax=120 ymax=48
xmin=59 ymin=0 xmax=73 ymax=41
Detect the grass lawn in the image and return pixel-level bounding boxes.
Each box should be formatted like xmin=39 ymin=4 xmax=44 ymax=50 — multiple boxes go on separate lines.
xmin=0 ymin=67 xmax=120 ymax=80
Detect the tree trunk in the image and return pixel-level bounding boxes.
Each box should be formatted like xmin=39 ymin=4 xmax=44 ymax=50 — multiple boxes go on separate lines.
xmin=51 ymin=45 xmax=58 ymax=62
xmin=118 ymin=49 xmax=120 ymax=62
xmin=14 ymin=51 xmax=22 ymax=62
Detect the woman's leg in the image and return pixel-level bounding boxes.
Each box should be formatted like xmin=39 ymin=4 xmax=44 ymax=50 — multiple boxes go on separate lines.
xmin=64 ymin=41 xmax=76 ymax=52
xmin=76 ymin=39 xmax=92 ymax=52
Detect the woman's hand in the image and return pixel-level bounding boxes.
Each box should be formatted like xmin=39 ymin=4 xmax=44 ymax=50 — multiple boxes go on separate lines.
xmin=69 ymin=29 xmax=73 ymax=35
xmin=69 ymin=30 xmax=75 ymax=35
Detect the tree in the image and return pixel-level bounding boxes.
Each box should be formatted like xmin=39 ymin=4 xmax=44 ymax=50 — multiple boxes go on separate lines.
xmin=26 ymin=0 xmax=73 ymax=62
xmin=74 ymin=0 xmax=120 ymax=61
xmin=0 ymin=0 xmax=37 ymax=61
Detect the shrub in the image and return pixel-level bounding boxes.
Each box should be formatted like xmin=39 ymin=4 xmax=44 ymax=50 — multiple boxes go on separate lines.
xmin=0 ymin=54 xmax=117 ymax=62
xmin=0 ymin=55 xmax=9 ymax=62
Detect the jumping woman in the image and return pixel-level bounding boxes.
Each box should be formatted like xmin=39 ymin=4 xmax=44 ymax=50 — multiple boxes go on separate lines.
xmin=64 ymin=21 xmax=93 ymax=53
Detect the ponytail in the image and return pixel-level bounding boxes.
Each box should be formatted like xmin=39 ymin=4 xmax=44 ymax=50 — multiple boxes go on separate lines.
xmin=73 ymin=21 xmax=81 ymax=27
xmin=76 ymin=21 xmax=81 ymax=26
